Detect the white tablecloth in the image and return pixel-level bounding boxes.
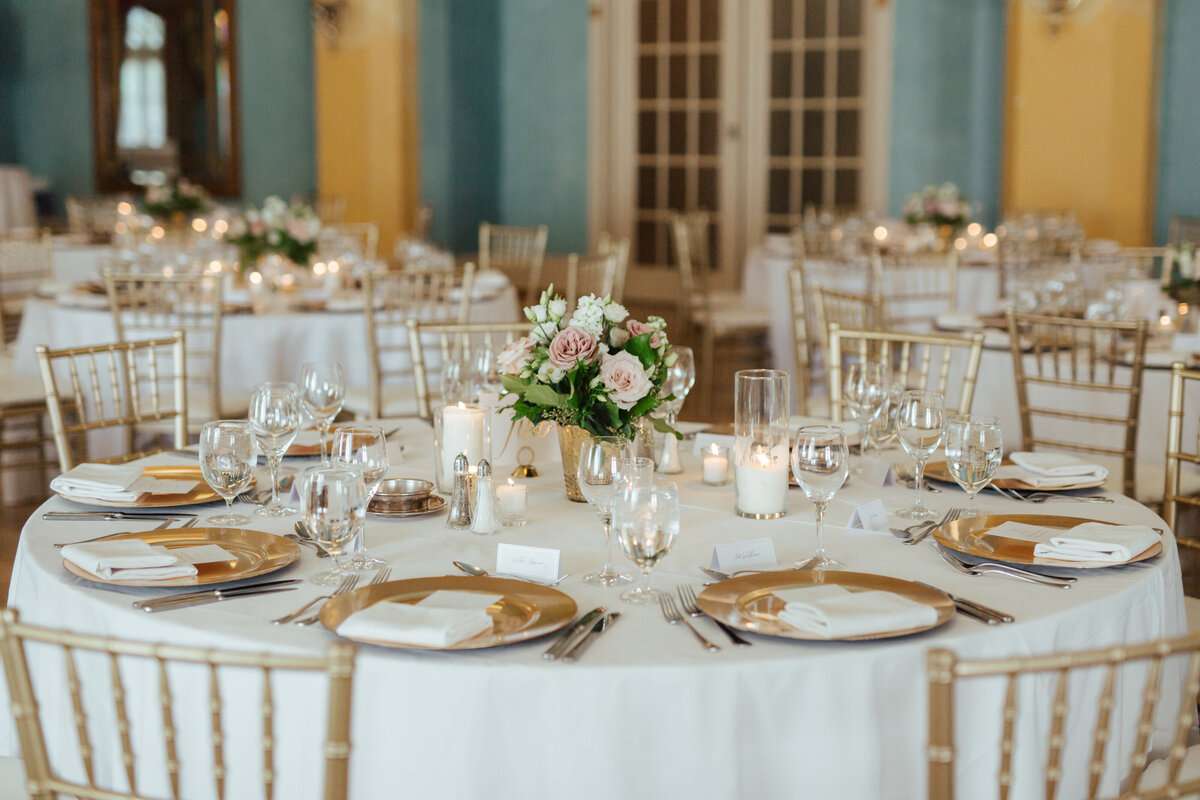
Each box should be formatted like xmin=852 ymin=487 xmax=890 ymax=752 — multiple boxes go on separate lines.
xmin=50 ymin=241 xmax=114 ymax=283
xmin=1 ymin=420 xmax=1186 ymax=799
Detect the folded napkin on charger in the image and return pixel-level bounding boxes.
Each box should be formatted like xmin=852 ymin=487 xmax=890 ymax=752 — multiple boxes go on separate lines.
xmin=773 ymin=585 xmax=937 ymax=638
xmin=50 ymin=463 xmax=197 ymax=502
xmin=336 ymin=590 xmax=502 ymax=647
xmin=1004 ymin=452 xmax=1109 ymax=487
xmin=61 ymin=540 xmax=198 ymax=580
xmin=988 ymin=520 xmax=1159 ymax=563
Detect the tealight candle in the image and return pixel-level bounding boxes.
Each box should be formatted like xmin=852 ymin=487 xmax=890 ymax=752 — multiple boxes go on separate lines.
xmin=440 ymin=403 xmax=484 ymax=489
xmin=496 ymin=478 xmax=528 ymax=527
xmin=702 ymin=444 xmax=730 ymax=485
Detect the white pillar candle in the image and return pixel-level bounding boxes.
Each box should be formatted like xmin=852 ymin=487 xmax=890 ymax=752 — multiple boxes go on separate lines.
xmin=734 ymin=445 xmax=788 ymax=517
xmin=496 ymin=480 xmax=527 ymax=516
xmin=702 ymin=445 xmax=729 ymax=485
xmin=440 ymin=403 xmax=484 ymax=488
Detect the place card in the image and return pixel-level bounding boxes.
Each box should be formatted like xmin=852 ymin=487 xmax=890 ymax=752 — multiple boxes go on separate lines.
xmin=847 ymin=499 xmax=889 ymax=532
xmin=496 ymin=543 xmax=562 ymax=584
xmin=708 ymin=537 xmax=777 ymax=573
xmin=856 ymin=457 xmax=893 ymax=488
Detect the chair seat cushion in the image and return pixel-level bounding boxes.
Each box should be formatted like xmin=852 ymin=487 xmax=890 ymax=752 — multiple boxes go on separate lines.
xmin=0 ymin=374 xmax=47 ymax=405
xmin=693 ymin=304 xmax=772 ymax=335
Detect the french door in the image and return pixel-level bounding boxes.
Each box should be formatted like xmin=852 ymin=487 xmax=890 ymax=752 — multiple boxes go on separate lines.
xmin=589 ymin=0 xmax=891 ymax=301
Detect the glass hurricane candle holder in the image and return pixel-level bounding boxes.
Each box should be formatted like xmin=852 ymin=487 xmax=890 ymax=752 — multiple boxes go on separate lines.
xmin=733 ymin=369 xmax=791 ymax=519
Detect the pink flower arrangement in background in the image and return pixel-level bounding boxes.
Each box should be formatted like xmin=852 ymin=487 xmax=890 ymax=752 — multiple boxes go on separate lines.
xmin=903 ymin=183 xmax=971 ymax=229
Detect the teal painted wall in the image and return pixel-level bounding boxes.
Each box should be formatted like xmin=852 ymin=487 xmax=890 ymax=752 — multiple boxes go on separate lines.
xmin=0 ymin=0 xmax=314 ymax=208
xmin=888 ymin=0 xmax=1006 ymax=225
xmin=1156 ymin=0 xmax=1200 ymax=244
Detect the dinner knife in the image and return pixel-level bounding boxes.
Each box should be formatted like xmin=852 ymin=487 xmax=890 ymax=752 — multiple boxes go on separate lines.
xmin=44 ymin=511 xmax=184 ymax=521
xmin=915 ymin=581 xmax=1014 ymax=624
xmin=133 ymin=579 xmax=302 ymax=610
xmin=543 ymin=607 xmax=605 ymax=660
xmin=138 ymin=585 xmax=299 ymax=612
xmin=562 ymin=612 xmax=620 ymax=663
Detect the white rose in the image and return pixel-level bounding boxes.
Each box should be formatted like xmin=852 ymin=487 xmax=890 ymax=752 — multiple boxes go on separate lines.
xmin=548 ymin=298 xmax=567 ymax=318
xmin=537 ymin=361 xmax=566 ymax=384
xmin=525 ymin=304 xmax=548 ymax=324
xmin=603 ymin=301 xmax=628 ymax=323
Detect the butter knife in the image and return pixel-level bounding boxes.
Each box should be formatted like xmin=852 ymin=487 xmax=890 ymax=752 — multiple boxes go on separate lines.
xmin=134 ymin=579 xmax=302 ymax=610
xmin=561 ymin=612 xmax=620 ymax=663
xmin=915 ymin=581 xmax=1014 ymax=624
xmin=543 ymin=607 xmax=605 ymax=660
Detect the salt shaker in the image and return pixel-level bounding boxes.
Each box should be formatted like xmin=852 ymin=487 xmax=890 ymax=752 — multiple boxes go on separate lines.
xmin=470 ymin=459 xmax=500 ymax=535
xmin=445 ymin=452 xmax=473 ymax=530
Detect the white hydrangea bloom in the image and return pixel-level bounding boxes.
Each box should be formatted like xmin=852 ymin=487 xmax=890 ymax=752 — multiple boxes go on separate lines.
xmin=569 ymin=295 xmax=606 ymax=339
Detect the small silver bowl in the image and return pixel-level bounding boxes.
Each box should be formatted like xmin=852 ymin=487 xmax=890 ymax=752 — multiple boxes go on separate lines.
xmin=371 ymin=478 xmax=435 ymax=512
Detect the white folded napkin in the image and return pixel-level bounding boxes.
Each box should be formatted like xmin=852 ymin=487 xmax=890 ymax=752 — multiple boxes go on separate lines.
xmin=50 ymin=463 xmax=199 ymax=501
xmin=935 ymin=311 xmax=984 ymax=330
xmin=988 ymin=520 xmax=1159 ymax=563
xmin=773 ymin=585 xmax=937 ymax=638
xmin=337 ymin=591 xmax=502 ymax=647
xmin=472 ymin=270 xmax=509 ymax=292
xmin=1007 ymin=452 xmax=1109 ymax=486
xmin=61 ymin=540 xmax=198 ymax=580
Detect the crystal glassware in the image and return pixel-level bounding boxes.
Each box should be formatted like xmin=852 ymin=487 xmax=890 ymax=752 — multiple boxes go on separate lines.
xmin=300 ymin=361 xmax=345 ymax=465
xmin=302 ymin=466 xmax=367 ymax=586
xmin=894 ymin=390 xmax=946 ymax=520
xmin=612 ymin=478 xmax=680 ymax=603
xmin=332 ymin=425 xmax=389 ymax=570
xmin=198 ymin=420 xmax=255 ymax=525
xmin=249 ymin=381 xmax=302 ymax=517
xmin=655 ymin=346 xmax=696 ymax=474
xmin=791 ymin=425 xmax=849 ymax=571
xmin=843 ymin=361 xmax=890 ymax=455
xmin=944 ymin=414 xmax=1003 ymax=517
xmin=577 ymin=435 xmax=634 ymax=587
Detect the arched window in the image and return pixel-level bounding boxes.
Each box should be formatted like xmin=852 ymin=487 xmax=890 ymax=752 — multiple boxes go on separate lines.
xmin=117 ymin=6 xmax=167 ymax=150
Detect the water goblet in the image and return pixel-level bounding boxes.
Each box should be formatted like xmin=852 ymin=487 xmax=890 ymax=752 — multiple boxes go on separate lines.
xmin=655 ymin=346 xmax=696 ymax=474
xmin=198 ymin=420 xmax=255 ymax=525
xmin=300 ymin=361 xmax=345 ymax=465
xmin=332 ymin=425 xmax=389 ymax=570
xmin=945 ymin=415 xmax=1002 ymax=517
xmin=791 ymin=426 xmax=849 ymax=571
xmin=612 ymin=478 xmax=680 ymax=603
xmin=249 ymin=381 xmax=302 ymax=517
xmin=843 ymin=361 xmax=889 ymax=456
xmin=894 ymin=390 xmax=946 ymax=520
xmin=302 ymin=466 xmax=367 ymax=586
xmin=577 ymin=435 xmax=634 ymax=586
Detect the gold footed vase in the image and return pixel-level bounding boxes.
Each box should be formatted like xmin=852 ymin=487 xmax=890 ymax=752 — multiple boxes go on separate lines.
xmin=556 ymin=424 xmax=589 ymax=502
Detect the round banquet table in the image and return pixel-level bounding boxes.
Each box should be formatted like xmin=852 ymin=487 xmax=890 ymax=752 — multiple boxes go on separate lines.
xmin=1 ymin=419 xmax=1187 ymax=800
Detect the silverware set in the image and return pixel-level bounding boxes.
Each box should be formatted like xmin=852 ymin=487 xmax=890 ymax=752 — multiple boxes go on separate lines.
xmin=50 ymin=512 xmax=199 ymax=548
xmin=934 ymin=544 xmax=1075 ymax=588
xmin=988 ymin=484 xmax=1113 ymax=503
xmin=291 ymin=567 xmax=391 ymax=626
xmin=676 ymin=584 xmax=751 ymax=646
xmin=891 ymin=507 xmax=967 ymax=546
xmin=543 ymin=607 xmax=620 ymax=662
xmin=133 ymin=579 xmax=302 ymax=612
xmin=659 ymin=593 xmax=721 ymax=652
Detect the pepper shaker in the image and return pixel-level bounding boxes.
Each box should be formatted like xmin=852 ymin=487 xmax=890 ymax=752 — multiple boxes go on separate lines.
xmin=445 ymin=452 xmax=473 ymax=530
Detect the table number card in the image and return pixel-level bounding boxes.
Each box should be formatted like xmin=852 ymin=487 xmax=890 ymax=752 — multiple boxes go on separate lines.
xmin=496 ymin=543 xmax=562 ymax=584
xmin=847 ymin=499 xmax=890 ymax=532
xmin=708 ymin=537 xmax=777 ymax=573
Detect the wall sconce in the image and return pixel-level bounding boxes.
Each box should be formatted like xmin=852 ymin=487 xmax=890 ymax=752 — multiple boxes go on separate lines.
xmin=1029 ymin=0 xmax=1083 ymax=36
xmin=312 ymin=0 xmax=348 ymax=47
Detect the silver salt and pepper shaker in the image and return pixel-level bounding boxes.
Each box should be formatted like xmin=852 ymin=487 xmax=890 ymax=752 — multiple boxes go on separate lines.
xmin=446 ymin=452 xmax=473 ymax=530
xmin=470 ymin=459 xmax=500 ymax=535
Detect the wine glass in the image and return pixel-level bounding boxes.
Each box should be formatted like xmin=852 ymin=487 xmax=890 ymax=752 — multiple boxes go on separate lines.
xmin=655 ymin=346 xmax=696 ymax=474
xmin=577 ymin=435 xmax=634 ymax=586
xmin=300 ymin=361 xmax=345 ymax=465
xmin=865 ymin=377 xmax=906 ymax=450
xmin=843 ymin=361 xmax=889 ymax=456
xmin=331 ymin=425 xmax=389 ymax=570
xmin=198 ymin=420 xmax=255 ymax=525
xmin=894 ymin=390 xmax=946 ymax=520
xmin=302 ymin=466 xmax=367 ymax=586
xmin=945 ymin=415 xmax=1002 ymax=517
xmin=791 ymin=426 xmax=849 ymax=571
xmin=248 ymin=381 xmax=302 ymax=517
xmin=612 ymin=478 xmax=680 ymax=603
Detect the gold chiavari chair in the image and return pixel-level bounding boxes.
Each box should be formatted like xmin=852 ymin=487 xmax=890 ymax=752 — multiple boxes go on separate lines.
xmin=1164 ymin=363 xmax=1200 ymax=540
xmin=0 ymin=297 xmax=59 ymax=504
xmin=787 ymin=264 xmax=816 ymax=415
xmin=826 ymin=324 xmax=984 ymax=423
xmin=407 ymin=319 xmax=532 ymax=421
xmin=596 ymin=233 xmax=631 ymax=303
xmin=1006 ymin=310 xmax=1148 ymax=499
xmin=345 ymin=265 xmax=475 ymax=420
xmin=103 ymin=271 xmax=239 ymax=431
xmin=565 ymin=251 xmax=618 ymax=309
xmin=927 ymin=632 xmax=1200 ymax=800
xmin=35 ymin=332 xmax=188 ymax=471
xmin=814 ymin=286 xmax=885 ymax=344
xmin=0 ymin=608 xmax=356 ymax=800
xmin=871 ymin=251 xmax=959 ymax=333
xmin=478 ymin=222 xmax=549 ymax=306
xmin=0 ymin=229 xmax=52 ymax=344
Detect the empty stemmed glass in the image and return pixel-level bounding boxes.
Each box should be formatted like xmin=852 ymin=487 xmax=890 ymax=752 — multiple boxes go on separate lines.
xmin=249 ymin=381 xmax=302 ymax=517
xmin=612 ymin=478 xmax=680 ymax=603
xmin=577 ymin=435 xmax=634 ymax=586
xmin=894 ymin=390 xmax=946 ymax=520
xmin=655 ymin=346 xmax=696 ymax=474
xmin=302 ymin=466 xmax=367 ymax=586
xmin=198 ymin=420 xmax=255 ymax=525
xmin=300 ymin=361 xmax=345 ymax=465
xmin=843 ymin=361 xmax=890 ymax=457
xmin=944 ymin=415 xmax=1002 ymax=517
xmin=332 ymin=425 xmax=389 ymax=570
xmin=791 ymin=425 xmax=850 ymax=571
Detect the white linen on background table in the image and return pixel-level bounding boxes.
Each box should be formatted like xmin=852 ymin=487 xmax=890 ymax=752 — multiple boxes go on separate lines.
xmin=1 ymin=418 xmax=1187 ymax=800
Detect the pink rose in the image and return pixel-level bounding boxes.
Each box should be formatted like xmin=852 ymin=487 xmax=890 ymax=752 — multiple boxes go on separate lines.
xmin=623 ymin=319 xmax=661 ymax=348
xmin=547 ymin=326 xmax=598 ymax=368
xmin=599 ymin=351 xmax=653 ymax=409
xmin=497 ymin=336 xmax=535 ymax=375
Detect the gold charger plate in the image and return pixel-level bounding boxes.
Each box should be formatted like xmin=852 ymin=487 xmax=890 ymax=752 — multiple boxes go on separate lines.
xmin=695 ymin=570 xmax=954 ymax=642
xmin=368 ymin=494 xmax=447 ymax=518
xmin=54 ymin=465 xmax=222 ymax=508
xmin=924 ymin=460 xmax=1106 ymax=492
xmin=933 ymin=513 xmax=1162 ymax=569
xmin=320 ymin=576 xmax=577 ymax=650
xmin=62 ymin=527 xmax=300 ymax=587
xmin=283 ymin=428 xmax=324 ymax=457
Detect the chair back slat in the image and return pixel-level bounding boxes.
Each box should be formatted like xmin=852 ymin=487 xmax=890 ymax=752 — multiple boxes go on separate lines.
xmin=157 ymin=658 xmax=180 ymax=799
xmin=1000 ymin=673 xmax=1017 ymax=800
xmin=64 ymin=645 xmax=97 ymax=786
xmin=1126 ymin=654 xmax=1165 ymax=790
xmin=1045 ymin=668 xmax=1070 ymax=799
xmin=566 ymin=252 xmax=617 ymax=309
xmin=1163 ymin=652 xmax=1200 ymax=789
xmin=110 ymin=651 xmax=138 ymax=794
xmin=407 ymin=319 xmax=531 ymax=420
xmin=479 ymin=222 xmax=548 ymax=306
xmin=210 ymin=663 xmax=226 ymax=800
xmin=1163 ymin=364 xmax=1200 ymax=532
xmin=1087 ymin=664 xmax=1118 ymax=799
xmin=871 ymin=252 xmax=958 ymax=331
xmin=785 ymin=267 xmax=813 ymax=413
xmin=262 ymin=666 xmax=275 ymax=800
xmin=814 ymin=285 xmax=884 ymax=349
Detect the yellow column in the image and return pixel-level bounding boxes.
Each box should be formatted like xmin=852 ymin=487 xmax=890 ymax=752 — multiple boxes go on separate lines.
xmin=314 ymin=0 xmax=420 ymax=258
xmin=1003 ymin=0 xmax=1158 ymax=245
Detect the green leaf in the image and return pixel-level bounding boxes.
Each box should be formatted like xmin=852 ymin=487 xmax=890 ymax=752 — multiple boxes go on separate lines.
xmin=523 ymin=384 xmax=566 ymax=408
xmin=623 ymin=333 xmax=657 ymax=369
xmin=500 ymin=375 xmax=527 ymax=396
xmin=650 ymin=416 xmax=682 ymax=439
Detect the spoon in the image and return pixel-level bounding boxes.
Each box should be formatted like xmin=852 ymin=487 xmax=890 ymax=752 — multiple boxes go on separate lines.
xmin=290 ymin=521 xmax=329 ymax=558
xmin=452 ymin=560 xmax=569 ymax=587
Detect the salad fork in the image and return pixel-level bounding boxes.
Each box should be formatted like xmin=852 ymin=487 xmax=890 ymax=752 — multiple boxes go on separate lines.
xmin=293 ymin=567 xmax=391 ymax=626
xmin=934 ymin=544 xmax=1074 ymax=588
xmin=659 ymin=593 xmax=720 ymax=652
xmin=677 ymin=584 xmax=751 ymax=646
xmin=272 ymin=574 xmax=357 ymax=624
xmin=904 ymin=507 xmax=966 ymax=546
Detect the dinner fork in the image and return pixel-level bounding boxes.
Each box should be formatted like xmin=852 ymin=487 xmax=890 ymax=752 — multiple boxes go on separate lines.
xmin=294 ymin=566 xmax=392 ymax=626
xmin=659 ymin=593 xmax=720 ymax=652
xmin=272 ymin=574 xmax=357 ymax=624
xmin=904 ymin=507 xmax=966 ymax=546
xmin=676 ymin=585 xmax=751 ymax=647
xmin=934 ymin=544 xmax=1075 ymax=588
xmin=52 ymin=514 xmax=198 ymax=548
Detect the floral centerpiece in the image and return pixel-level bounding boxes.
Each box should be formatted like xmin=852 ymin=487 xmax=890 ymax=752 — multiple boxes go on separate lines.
xmin=498 ymin=287 xmax=680 ymax=498
xmin=903 ymin=182 xmax=971 ymax=230
xmin=1163 ymin=242 xmax=1199 ymax=304
xmin=143 ymin=179 xmax=208 ymax=221
xmin=227 ymin=195 xmax=321 ymax=269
